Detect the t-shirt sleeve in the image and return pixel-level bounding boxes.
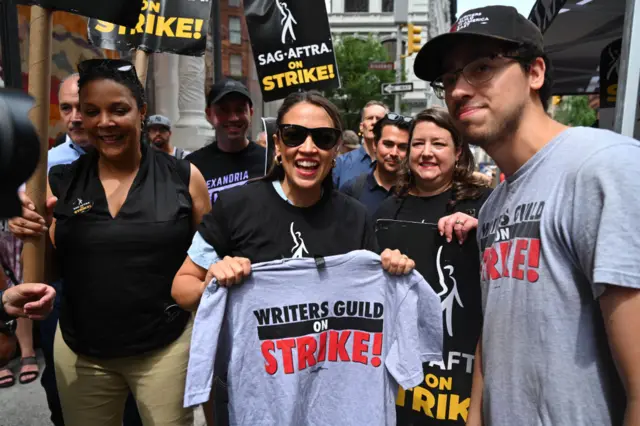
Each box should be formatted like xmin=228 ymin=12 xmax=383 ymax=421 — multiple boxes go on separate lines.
xmin=184 ymin=281 xmax=228 ymax=407
xmin=571 ymin=142 xmax=640 ymax=298
xmin=48 ymin=164 xmax=68 ymax=199
xmin=385 ymin=276 xmax=443 ymax=389
xmin=415 ymin=276 xmax=444 ymax=360
xmin=197 ymin=194 xmax=233 ymax=257
xmin=188 ymin=232 xmax=222 ymax=270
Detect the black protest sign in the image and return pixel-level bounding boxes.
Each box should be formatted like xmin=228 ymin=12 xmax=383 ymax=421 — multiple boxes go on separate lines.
xmin=88 ymin=0 xmax=211 ymax=56
xmin=244 ymin=0 xmax=340 ymax=102
xmin=599 ymin=39 xmax=621 ymax=109
xmin=375 ymin=219 xmax=482 ymax=425
xmin=17 ymin=0 xmax=142 ymax=27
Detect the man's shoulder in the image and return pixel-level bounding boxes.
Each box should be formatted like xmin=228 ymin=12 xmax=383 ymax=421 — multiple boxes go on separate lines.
xmin=337 ymin=147 xmax=363 ymax=166
xmin=557 ymin=127 xmax=640 ymax=166
xmin=185 ymin=143 xmax=215 ymax=163
xmin=47 ymin=141 xmax=77 ymax=167
xmin=247 ymin=141 xmax=266 ymax=154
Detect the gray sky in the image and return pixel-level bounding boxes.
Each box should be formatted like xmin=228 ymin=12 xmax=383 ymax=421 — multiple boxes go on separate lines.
xmin=457 ymin=0 xmax=537 ymax=17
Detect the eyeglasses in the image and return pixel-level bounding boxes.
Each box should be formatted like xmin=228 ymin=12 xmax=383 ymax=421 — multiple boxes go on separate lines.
xmin=278 ymin=124 xmax=342 ymax=150
xmin=386 ymin=113 xmax=413 ymax=126
xmin=430 ymin=54 xmax=523 ymax=99
xmin=77 ymin=59 xmax=137 ymax=78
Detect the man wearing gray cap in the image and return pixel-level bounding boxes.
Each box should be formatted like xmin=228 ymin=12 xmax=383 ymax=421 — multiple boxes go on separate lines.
xmin=147 ymin=115 xmax=190 ymax=159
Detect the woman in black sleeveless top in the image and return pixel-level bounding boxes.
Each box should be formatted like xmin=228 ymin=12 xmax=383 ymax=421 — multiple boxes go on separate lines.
xmin=43 ymin=60 xmax=211 ymax=426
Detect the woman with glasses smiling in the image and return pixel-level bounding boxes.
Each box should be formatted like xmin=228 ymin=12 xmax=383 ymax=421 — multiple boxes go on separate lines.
xmin=14 ymin=59 xmax=211 ymax=426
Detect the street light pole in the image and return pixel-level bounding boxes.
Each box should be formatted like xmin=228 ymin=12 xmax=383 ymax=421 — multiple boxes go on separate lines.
xmin=211 ymin=0 xmax=223 ymax=82
xmin=394 ymin=0 xmax=408 ymax=113
xmin=395 ymin=25 xmax=402 ymax=113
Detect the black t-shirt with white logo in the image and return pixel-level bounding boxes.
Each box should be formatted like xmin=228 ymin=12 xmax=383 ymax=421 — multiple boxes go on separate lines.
xmin=374 ymin=188 xmax=490 ymax=426
xmin=197 ymin=180 xmax=379 ymax=264
xmin=186 ymin=141 xmax=267 ymax=204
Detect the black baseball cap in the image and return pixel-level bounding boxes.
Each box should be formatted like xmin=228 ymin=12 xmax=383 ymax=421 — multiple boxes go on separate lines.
xmin=206 ymin=78 xmax=253 ymax=107
xmin=414 ymin=6 xmax=544 ymax=82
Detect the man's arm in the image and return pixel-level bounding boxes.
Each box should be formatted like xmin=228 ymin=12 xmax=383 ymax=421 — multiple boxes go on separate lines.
xmin=600 ymin=286 xmax=640 ymax=426
xmin=466 ymin=339 xmax=483 ymax=426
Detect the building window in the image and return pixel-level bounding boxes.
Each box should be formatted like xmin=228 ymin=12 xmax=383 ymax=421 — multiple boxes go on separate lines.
xmin=228 ymin=0 xmax=240 ymax=6
xmin=229 ymin=55 xmax=243 ymax=77
xmin=382 ymin=0 xmax=393 ymax=12
xmin=229 ymin=17 xmax=242 ymax=44
xmin=344 ymin=0 xmax=368 ymax=12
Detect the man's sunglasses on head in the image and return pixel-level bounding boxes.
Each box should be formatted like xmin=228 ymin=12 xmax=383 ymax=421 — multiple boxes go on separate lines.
xmin=77 ymin=59 xmax=138 ymax=78
xmin=386 ymin=113 xmax=413 ymax=125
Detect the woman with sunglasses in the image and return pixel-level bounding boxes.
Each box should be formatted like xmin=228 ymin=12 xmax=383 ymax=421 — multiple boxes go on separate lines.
xmin=174 ymin=90 xmax=414 ymax=300
xmin=374 ymin=107 xmax=489 ymax=426
xmin=172 ymin=92 xmax=415 ymax=422
xmin=14 ymin=59 xmax=211 ymax=426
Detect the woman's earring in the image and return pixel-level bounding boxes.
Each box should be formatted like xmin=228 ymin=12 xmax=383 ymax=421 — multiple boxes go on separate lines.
xmin=332 ymin=158 xmax=337 ymax=168
xmin=275 ymin=155 xmax=282 ymax=165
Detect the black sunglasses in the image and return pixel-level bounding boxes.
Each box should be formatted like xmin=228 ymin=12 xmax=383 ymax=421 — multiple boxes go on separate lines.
xmin=386 ymin=113 xmax=413 ymax=125
xmin=278 ymin=124 xmax=342 ymax=150
xmin=77 ymin=59 xmax=137 ymax=78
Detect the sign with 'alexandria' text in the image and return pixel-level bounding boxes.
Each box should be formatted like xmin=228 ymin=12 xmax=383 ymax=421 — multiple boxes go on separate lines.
xmin=88 ymin=0 xmax=211 ymax=56
xmin=244 ymin=0 xmax=340 ymax=102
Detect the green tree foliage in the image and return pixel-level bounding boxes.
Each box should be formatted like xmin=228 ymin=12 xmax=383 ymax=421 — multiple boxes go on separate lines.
xmin=554 ymin=95 xmax=597 ymax=127
xmin=325 ymin=36 xmax=396 ymax=131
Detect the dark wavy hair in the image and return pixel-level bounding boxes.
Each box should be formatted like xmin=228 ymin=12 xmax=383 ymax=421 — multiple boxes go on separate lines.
xmin=502 ymin=43 xmax=554 ymax=110
xmin=394 ymin=107 xmax=487 ymax=212
xmin=262 ymin=91 xmax=343 ymax=192
xmin=372 ymin=114 xmax=412 ymax=145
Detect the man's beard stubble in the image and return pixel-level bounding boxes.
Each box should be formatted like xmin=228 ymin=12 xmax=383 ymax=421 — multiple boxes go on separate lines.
xmin=456 ymin=102 xmax=525 ymax=152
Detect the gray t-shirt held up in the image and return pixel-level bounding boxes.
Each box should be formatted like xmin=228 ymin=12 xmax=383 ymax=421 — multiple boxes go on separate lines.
xmin=477 ymin=127 xmax=640 ymax=425
xmin=184 ymin=250 xmax=443 ymax=426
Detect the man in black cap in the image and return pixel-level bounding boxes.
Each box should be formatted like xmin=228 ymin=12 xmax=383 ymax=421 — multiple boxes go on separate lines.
xmin=146 ymin=114 xmax=191 ymax=159
xmin=186 ymin=78 xmax=267 ymax=204
xmin=414 ymin=5 xmax=640 ymax=426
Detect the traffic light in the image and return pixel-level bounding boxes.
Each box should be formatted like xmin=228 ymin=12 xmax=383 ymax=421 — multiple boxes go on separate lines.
xmin=406 ymin=23 xmax=423 ymax=56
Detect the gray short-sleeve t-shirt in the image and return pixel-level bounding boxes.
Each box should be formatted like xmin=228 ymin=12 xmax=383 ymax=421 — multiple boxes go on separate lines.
xmin=184 ymin=250 xmax=443 ymax=426
xmin=477 ymin=127 xmax=640 ymax=425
